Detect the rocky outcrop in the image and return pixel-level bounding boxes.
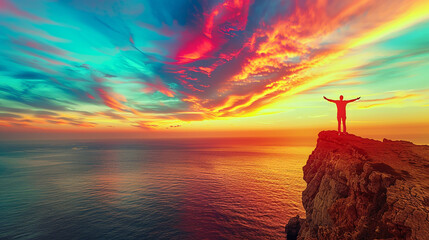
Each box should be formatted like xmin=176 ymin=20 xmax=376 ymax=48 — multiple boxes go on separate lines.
xmin=285 ymin=215 xmax=303 ymax=240
xmin=286 ymin=131 xmax=429 ymax=240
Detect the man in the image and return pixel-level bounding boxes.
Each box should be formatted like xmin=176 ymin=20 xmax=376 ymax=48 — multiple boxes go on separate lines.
xmin=323 ymin=95 xmax=360 ymax=134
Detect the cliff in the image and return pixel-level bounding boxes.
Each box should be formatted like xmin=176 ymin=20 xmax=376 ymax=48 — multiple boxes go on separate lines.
xmin=286 ymin=131 xmax=429 ymax=240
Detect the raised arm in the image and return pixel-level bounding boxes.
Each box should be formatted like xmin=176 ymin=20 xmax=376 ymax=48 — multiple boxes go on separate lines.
xmin=323 ymin=96 xmax=335 ymax=102
xmin=346 ymin=97 xmax=361 ymax=103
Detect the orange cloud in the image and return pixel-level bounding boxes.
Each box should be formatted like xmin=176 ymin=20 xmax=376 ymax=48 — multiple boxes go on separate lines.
xmin=198 ymin=0 xmax=428 ymax=119
xmin=96 ymin=88 xmax=129 ymax=112
xmin=133 ymin=121 xmax=158 ymax=130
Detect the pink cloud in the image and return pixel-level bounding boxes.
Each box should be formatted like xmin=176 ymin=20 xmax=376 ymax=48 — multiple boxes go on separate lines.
xmin=0 ymin=0 xmax=51 ymax=23
xmin=142 ymin=79 xmax=176 ymax=98
xmin=171 ymin=0 xmax=252 ymax=64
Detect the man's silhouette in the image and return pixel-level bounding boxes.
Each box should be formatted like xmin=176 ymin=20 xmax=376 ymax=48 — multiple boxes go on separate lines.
xmin=324 ymin=95 xmax=360 ymax=134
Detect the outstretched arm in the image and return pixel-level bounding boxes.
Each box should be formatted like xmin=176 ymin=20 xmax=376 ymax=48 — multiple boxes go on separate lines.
xmin=323 ymin=96 xmax=335 ymax=102
xmin=346 ymin=97 xmax=361 ymax=103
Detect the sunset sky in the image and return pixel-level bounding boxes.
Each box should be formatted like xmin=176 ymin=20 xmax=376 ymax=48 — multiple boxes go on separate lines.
xmin=0 ymin=0 xmax=428 ymax=141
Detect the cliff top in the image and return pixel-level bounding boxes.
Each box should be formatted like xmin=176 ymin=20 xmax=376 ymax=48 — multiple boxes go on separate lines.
xmin=288 ymin=131 xmax=429 ymax=239
xmin=317 ymin=131 xmax=429 ymax=190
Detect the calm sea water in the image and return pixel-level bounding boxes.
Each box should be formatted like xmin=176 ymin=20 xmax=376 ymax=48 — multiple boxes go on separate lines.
xmin=0 ymin=138 xmax=312 ymax=240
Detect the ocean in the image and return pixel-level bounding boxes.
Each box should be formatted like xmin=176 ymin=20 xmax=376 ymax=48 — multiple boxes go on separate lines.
xmin=0 ymin=138 xmax=313 ymax=240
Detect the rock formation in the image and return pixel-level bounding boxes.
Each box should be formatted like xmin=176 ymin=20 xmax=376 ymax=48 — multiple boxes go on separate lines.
xmin=286 ymin=131 xmax=429 ymax=240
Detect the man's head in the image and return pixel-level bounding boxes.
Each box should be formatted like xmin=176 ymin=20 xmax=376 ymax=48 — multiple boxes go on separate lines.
xmin=340 ymin=95 xmax=344 ymax=100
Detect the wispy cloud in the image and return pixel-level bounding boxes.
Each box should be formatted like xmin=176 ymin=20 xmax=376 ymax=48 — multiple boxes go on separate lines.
xmin=0 ymin=0 xmax=428 ymax=130
xmin=359 ymin=94 xmax=418 ymax=108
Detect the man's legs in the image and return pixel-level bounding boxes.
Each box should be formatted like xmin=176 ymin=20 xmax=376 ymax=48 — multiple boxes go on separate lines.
xmin=342 ymin=116 xmax=347 ymax=133
xmin=337 ymin=116 xmax=341 ymax=133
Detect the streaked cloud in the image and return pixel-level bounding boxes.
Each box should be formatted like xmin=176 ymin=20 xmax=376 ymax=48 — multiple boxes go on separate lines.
xmin=0 ymin=0 xmax=428 ymax=131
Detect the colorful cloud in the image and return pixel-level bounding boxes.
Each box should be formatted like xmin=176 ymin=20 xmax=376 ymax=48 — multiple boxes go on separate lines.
xmin=0 ymin=0 xmax=428 ymax=132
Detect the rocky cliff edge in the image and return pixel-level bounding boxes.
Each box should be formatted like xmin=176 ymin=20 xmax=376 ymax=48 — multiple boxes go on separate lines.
xmin=286 ymin=131 xmax=429 ymax=240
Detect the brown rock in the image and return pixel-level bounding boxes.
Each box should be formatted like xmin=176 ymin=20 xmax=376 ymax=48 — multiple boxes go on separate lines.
xmin=288 ymin=131 xmax=429 ymax=240
xmin=285 ymin=215 xmax=303 ymax=240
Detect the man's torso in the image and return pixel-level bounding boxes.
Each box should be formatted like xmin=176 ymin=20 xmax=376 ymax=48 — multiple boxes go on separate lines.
xmin=335 ymin=101 xmax=347 ymax=117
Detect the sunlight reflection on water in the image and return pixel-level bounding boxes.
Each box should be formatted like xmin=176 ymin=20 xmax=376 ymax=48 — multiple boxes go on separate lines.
xmin=0 ymin=138 xmax=312 ymax=239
